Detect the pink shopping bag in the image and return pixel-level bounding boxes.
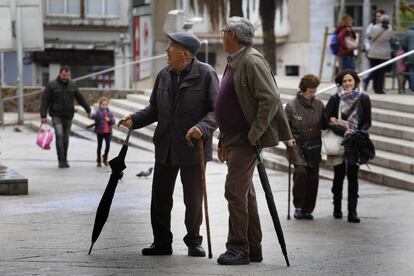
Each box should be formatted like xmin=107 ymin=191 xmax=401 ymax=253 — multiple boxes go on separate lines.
xmin=36 ymin=123 xmax=53 ymax=150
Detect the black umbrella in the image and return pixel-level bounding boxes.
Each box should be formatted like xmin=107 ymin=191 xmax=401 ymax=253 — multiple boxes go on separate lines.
xmin=88 ymin=127 xmax=133 ymax=255
xmin=255 ymin=142 xmax=290 ymax=267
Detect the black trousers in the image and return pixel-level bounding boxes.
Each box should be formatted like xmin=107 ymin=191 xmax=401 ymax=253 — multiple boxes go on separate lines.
xmin=96 ymin=133 xmax=111 ymax=157
xmin=293 ymin=164 xmax=320 ymax=213
xmin=150 ymin=161 xmax=203 ymax=247
xmin=369 ymin=58 xmax=387 ymax=94
xmin=332 ymin=162 xmax=359 ymax=212
xmin=51 ymin=116 xmax=72 ymax=163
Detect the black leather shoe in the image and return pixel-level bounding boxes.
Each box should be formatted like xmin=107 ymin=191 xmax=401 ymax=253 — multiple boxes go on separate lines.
xmin=294 ymin=208 xmax=303 ymax=219
xmin=142 ymin=243 xmax=172 ymax=255
xmin=333 ymin=211 xmax=343 ymax=219
xmin=348 ymin=213 xmax=361 ymax=223
xmin=217 ymin=249 xmax=249 ymax=265
xmin=249 ymin=255 xmax=263 ymax=262
xmin=188 ymin=245 xmax=206 ymax=257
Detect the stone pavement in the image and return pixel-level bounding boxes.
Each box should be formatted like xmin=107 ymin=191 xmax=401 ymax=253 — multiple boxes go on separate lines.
xmin=1 ymin=125 xmax=414 ymax=276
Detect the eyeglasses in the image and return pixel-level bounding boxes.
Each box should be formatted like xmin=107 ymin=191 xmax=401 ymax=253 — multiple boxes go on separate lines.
xmin=220 ymin=29 xmax=232 ymax=37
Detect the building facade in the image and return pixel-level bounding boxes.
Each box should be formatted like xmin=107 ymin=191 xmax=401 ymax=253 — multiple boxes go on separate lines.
xmin=3 ymin=0 xmax=132 ymax=89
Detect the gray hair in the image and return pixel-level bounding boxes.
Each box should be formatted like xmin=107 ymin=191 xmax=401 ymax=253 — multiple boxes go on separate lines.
xmin=226 ymin=16 xmax=255 ymax=46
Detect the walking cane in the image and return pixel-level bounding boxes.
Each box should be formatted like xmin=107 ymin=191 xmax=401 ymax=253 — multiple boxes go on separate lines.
xmin=197 ymin=139 xmax=213 ymax=259
xmin=287 ymin=153 xmax=292 ymax=220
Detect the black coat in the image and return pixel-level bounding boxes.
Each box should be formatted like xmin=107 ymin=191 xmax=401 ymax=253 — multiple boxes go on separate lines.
xmin=40 ymin=77 xmax=91 ymax=119
xmin=324 ymin=92 xmax=371 ymax=136
xmin=131 ymin=59 xmax=219 ymax=165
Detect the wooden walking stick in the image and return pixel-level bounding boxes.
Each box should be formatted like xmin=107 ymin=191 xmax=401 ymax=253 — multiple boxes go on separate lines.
xmin=287 ymin=153 xmax=292 ymax=220
xmin=198 ymin=139 xmax=213 ymax=259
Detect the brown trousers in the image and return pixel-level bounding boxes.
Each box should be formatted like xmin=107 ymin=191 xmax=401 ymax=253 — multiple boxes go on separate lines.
xmin=150 ymin=161 xmax=203 ymax=247
xmin=292 ymin=164 xmax=320 ymax=213
xmin=224 ymin=146 xmax=262 ymax=255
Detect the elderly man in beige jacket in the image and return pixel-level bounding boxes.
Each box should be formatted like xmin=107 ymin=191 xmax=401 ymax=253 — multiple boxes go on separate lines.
xmin=215 ymin=16 xmax=294 ymax=265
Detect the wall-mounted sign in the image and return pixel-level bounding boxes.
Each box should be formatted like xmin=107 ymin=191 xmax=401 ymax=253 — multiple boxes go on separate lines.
xmin=134 ymin=14 xmax=153 ymax=80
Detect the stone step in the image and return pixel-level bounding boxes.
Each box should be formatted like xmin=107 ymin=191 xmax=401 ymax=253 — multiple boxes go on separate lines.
xmin=0 ymin=164 xmax=28 ymax=195
xmin=370 ymin=121 xmax=414 ymax=141
xmin=127 ymin=94 xmax=150 ymax=105
xmin=370 ymin=134 xmax=414 ymax=157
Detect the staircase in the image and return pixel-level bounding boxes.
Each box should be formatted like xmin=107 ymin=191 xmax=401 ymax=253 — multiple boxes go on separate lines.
xmin=57 ymin=87 xmax=414 ymax=191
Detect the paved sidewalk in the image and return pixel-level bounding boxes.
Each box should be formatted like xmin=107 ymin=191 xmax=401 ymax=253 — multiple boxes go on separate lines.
xmin=1 ymin=125 xmax=414 ymax=276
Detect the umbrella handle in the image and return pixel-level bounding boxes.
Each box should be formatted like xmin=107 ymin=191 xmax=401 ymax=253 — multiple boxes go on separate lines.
xmin=255 ymin=141 xmax=263 ymax=163
xmin=124 ymin=128 xmax=133 ymax=145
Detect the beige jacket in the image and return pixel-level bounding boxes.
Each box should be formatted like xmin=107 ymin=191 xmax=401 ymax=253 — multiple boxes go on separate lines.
xmin=223 ymin=47 xmax=292 ymax=148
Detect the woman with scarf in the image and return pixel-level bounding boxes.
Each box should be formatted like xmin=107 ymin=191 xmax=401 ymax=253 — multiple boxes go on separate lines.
xmin=285 ymin=75 xmax=327 ymax=220
xmin=324 ymin=70 xmax=372 ymax=223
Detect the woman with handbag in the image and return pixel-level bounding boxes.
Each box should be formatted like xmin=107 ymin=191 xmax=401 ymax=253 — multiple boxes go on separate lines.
xmin=366 ymin=15 xmax=395 ymax=94
xmin=324 ymin=70 xmax=372 ymax=223
xmin=335 ymin=15 xmax=357 ymax=72
xmin=285 ymin=75 xmax=327 ymax=220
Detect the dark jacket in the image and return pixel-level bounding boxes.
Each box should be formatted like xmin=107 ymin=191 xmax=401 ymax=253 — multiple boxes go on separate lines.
xmin=92 ymin=108 xmax=115 ymax=134
xmin=131 ymin=59 xmax=219 ymax=165
xmin=401 ymin=25 xmax=414 ymax=64
xmin=336 ymin=25 xmax=356 ymax=57
xmin=285 ymin=93 xmax=327 ymax=166
xmin=40 ymin=77 xmax=91 ymax=119
xmin=324 ymin=92 xmax=372 ymax=137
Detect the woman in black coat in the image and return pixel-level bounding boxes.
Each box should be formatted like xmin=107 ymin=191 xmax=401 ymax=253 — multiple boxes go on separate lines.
xmin=324 ymin=70 xmax=372 ymax=223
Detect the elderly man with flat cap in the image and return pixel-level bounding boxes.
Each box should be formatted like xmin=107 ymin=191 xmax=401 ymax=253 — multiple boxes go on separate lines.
xmin=120 ymin=32 xmax=218 ymax=257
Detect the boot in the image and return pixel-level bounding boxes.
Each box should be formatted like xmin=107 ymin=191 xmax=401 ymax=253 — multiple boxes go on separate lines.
xmin=96 ymin=156 xmax=102 ymax=167
xmin=348 ymin=196 xmax=360 ymax=223
xmin=333 ymin=197 xmax=342 ymax=219
xmin=348 ymin=210 xmax=360 ymax=223
xmin=102 ymin=154 xmax=108 ymax=166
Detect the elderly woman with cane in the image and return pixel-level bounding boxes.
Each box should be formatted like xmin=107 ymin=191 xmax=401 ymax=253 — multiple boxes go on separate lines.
xmin=285 ymin=75 xmax=327 ymax=220
xmin=324 ymin=70 xmax=372 ymax=223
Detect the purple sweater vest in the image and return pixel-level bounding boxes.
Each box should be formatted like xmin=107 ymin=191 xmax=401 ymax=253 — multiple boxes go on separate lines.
xmin=214 ymin=66 xmax=248 ymax=133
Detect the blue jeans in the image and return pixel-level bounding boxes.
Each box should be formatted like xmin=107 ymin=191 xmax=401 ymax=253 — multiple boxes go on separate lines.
xmin=339 ymin=55 xmax=356 ymax=71
xmin=52 ymin=116 xmax=72 ymax=163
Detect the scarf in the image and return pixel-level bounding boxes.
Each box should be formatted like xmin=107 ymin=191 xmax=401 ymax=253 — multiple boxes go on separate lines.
xmin=337 ymin=87 xmax=361 ymax=131
xmin=297 ymin=91 xmax=314 ymax=109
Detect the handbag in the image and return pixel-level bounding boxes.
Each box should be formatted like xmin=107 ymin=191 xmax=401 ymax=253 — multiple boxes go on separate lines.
xmin=36 ymin=123 xmax=53 ymax=150
xmin=322 ymin=102 xmax=344 ymax=155
xmin=321 ymin=130 xmax=344 ymax=155
xmin=301 ymin=139 xmax=322 ymax=161
xmin=345 ymin=36 xmax=357 ymax=51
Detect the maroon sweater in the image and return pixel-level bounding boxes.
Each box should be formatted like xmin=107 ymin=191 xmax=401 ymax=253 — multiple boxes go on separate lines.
xmin=214 ymin=65 xmax=248 ymax=133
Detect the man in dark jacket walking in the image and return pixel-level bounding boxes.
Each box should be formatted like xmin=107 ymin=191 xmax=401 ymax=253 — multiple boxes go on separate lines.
xmin=40 ymin=67 xmax=91 ymax=168
xmin=120 ymin=32 xmax=218 ymax=257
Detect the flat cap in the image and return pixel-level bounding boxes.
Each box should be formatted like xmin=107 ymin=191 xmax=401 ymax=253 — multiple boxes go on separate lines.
xmin=166 ymin=32 xmax=201 ymax=56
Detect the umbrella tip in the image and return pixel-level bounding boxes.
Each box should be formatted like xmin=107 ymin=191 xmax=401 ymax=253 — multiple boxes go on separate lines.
xmin=208 ymin=253 xmax=213 ymax=259
xmin=88 ymin=243 xmax=94 ymax=255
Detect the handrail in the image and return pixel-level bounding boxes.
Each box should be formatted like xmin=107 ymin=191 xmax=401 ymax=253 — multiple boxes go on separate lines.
xmin=317 ymin=49 xmax=414 ymax=95
xmin=1 ymin=53 xmax=167 ymax=102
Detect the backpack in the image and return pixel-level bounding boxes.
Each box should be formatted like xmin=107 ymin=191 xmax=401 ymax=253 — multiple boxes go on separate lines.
xmin=329 ymin=34 xmax=339 ymax=55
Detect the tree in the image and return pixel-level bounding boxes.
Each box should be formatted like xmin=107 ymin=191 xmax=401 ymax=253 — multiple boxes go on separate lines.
xmin=193 ymin=0 xmax=282 ymax=73
xmin=259 ymin=0 xmax=282 ymax=73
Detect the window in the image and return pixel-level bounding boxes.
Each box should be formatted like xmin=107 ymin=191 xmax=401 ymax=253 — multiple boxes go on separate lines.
xmin=334 ymin=5 xmax=378 ymax=27
xmin=86 ymin=0 xmax=119 ymax=17
xmin=47 ymin=0 xmax=80 ymax=16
